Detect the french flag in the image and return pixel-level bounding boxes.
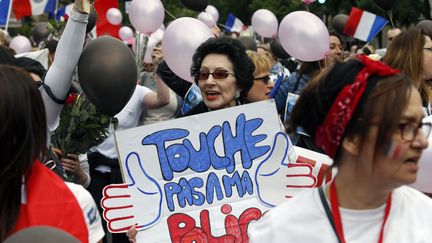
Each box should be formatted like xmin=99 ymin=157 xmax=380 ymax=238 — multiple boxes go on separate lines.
xmin=56 ymin=4 xmax=73 ymax=21
xmin=13 ymin=0 xmax=56 ymax=20
xmin=225 ymin=13 xmax=247 ymax=33
xmin=343 ymin=7 xmax=388 ymax=42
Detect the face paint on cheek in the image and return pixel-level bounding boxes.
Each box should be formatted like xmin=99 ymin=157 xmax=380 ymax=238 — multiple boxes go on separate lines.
xmin=384 ymin=141 xmax=404 ymax=160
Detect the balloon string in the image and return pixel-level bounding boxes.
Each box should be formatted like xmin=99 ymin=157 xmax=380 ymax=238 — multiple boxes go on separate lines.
xmin=388 ymin=11 xmax=395 ymax=29
xmin=165 ymin=8 xmax=177 ymax=20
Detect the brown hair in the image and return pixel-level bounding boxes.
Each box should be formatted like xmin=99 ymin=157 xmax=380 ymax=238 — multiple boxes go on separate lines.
xmin=384 ymin=27 xmax=432 ymax=105
xmin=288 ymin=59 xmax=413 ymax=165
xmin=0 ymin=65 xmax=47 ymax=240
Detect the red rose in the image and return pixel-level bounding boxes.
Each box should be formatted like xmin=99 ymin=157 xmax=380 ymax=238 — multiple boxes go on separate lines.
xmin=65 ymin=93 xmax=78 ymax=105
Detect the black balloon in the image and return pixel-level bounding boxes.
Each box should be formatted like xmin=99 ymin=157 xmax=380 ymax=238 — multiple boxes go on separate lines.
xmin=373 ymin=0 xmax=397 ymax=11
xmin=270 ymin=39 xmax=290 ymax=59
xmin=78 ymin=36 xmax=137 ymax=117
xmin=32 ymin=23 xmax=50 ymax=45
xmin=238 ymin=36 xmax=257 ymax=51
xmin=180 ymin=0 xmax=208 ymax=12
xmin=332 ymin=14 xmax=349 ymax=34
xmin=86 ymin=5 xmax=97 ymax=34
xmin=417 ymin=20 xmax=432 ymax=38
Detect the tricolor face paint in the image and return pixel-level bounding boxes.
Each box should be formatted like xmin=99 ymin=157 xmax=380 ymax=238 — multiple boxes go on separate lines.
xmin=384 ymin=141 xmax=405 ymax=160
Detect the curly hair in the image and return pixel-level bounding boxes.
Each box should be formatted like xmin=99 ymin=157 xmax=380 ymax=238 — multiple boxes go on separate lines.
xmin=191 ymin=37 xmax=255 ymax=104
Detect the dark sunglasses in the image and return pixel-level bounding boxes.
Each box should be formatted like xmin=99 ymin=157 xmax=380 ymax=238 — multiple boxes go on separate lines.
xmin=254 ymin=75 xmax=271 ymax=85
xmin=197 ymin=69 xmax=235 ymax=81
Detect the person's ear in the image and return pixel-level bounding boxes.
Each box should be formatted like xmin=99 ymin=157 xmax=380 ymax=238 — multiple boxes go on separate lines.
xmin=341 ymin=134 xmax=361 ymax=156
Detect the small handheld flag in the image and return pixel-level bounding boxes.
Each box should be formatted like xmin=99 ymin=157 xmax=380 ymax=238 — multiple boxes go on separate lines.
xmin=343 ymin=7 xmax=388 ymax=42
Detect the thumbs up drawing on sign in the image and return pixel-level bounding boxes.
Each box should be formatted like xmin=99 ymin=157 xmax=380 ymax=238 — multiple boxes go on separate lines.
xmin=255 ymin=132 xmax=317 ymax=208
xmin=101 ymin=152 xmax=163 ymax=233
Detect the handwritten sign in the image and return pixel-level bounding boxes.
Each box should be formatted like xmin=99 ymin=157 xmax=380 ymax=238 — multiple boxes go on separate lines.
xmin=101 ymin=100 xmax=333 ymax=242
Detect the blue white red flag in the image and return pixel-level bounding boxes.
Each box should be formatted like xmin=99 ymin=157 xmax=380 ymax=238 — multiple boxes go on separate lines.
xmin=56 ymin=3 xmax=73 ymax=21
xmin=343 ymin=7 xmax=388 ymax=42
xmin=224 ymin=13 xmax=246 ymax=33
xmin=13 ymin=0 xmax=56 ymax=19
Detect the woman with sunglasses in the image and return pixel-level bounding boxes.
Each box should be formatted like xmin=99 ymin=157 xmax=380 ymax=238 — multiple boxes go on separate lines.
xmin=249 ymin=56 xmax=432 ymax=242
xmin=185 ymin=36 xmax=254 ymax=115
xmin=384 ymin=27 xmax=432 ymax=116
xmin=246 ymin=50 xmax=275 ymax=102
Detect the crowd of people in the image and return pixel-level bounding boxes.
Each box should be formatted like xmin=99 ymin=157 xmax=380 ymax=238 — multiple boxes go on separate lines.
xmin=1 ymin=1 xmax=432 ymax=242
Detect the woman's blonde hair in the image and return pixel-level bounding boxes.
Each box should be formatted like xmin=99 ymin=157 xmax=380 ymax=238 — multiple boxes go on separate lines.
xmin=246 ymin=50 xmax=272 ymax=76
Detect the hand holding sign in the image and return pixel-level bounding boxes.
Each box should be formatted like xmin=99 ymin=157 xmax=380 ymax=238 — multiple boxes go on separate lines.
xmin=255 ymin=132 xmax=317 ymax=207
xmin=101 ymin=152 xmax=163 ymax=233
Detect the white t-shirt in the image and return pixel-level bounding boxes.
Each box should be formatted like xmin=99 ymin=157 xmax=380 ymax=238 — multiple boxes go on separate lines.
xmin=66 ymin=182 xmax=105 ymax=243
xmin=92 ymin=85 xmax=151 ymax=159
xmin=248 ymin=186 xmax=432 ymax=243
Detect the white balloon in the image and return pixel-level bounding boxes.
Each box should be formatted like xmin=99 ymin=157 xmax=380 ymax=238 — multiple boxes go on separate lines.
xmin=197 ymin=12 xmax=216 ymax=27
xmin=106 ymin=8 xmax=123 ymax=25
xmin=278 ymin=11 xmax=329 ymax=62
xmin=119 ymin=26 xmax=134 ymax=41
xmin=143 ymin=36 xmax=159 ymax=64
xmin=162 ymin=17 xmax=213 ymax=82
xmin=9 ymin=36 xmax=32 ymax=54
xmin=205 ymin=5 xmax=219 ymax=23
xmin=151 ymin=28 xmax=164 ymax=42
xmin=129 ymin=0 xmax=165 ymax=35
xmin=410 ymin=116 xmax=432 ymax=193
xmin=251 ymin=9 xmax=278 ymax=38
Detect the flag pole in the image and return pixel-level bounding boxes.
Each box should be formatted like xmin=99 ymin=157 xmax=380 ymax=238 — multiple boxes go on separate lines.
xmin=54 ymin=0 xmax=59 ymax=17
xmin=5 ymin=0 xmax=13 ymax=32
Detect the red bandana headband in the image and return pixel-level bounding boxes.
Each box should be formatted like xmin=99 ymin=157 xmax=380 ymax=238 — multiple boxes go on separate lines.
xmin=315 ymin=55 xmax=400 ymax=159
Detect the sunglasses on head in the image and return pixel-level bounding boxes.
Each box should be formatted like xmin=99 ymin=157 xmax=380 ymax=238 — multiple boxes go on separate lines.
xmin=197 ymin=69 xmax=235 ymax=81
xmin=254 ymin=75 xmax=271 ymax=84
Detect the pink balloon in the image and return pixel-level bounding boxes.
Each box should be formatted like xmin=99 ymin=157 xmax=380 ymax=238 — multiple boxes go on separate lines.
xmin=410 ymin=116 xmax=432 ymax=193
xmin=279 ymin=11 xmax=329 ymax=62
xmin=302 ymin=0 xmax=316 ymax=4
xmin=162 ymin=17 xmax=213 ymax=82
xmin=197 ymin=12 xmax=216 ymax=27
xmin=205 ymin=5 xmax=219 ymax=23
xmin=9 ymin=36 xmax=32 ymax=54
xmin=129 ymin=0 xmax=165 ymax=35
xmin=251 ymin=9 xmax=278 ymax=38
xmin=119 ymin=26 xmax=134 ymax=41
xmin=106 ymin=8 xmax=123 ymax=25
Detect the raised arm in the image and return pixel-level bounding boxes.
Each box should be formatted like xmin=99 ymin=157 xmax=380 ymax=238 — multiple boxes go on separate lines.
xmin=41 ymin=1 xmax=90 ymax=132
xmin=142 ymin=74 xmax=170 ymax=109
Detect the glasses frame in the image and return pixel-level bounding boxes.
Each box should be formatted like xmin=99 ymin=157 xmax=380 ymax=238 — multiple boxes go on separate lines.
xmin=197 ymin=69 xmax=235 ymax=81
xmin=398 ymin=121 xmax=432 ymax=142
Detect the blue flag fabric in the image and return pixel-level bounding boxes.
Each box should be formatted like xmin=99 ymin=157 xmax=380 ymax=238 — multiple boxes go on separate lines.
xmin=0 ymin=0 xmax=12 ymax=26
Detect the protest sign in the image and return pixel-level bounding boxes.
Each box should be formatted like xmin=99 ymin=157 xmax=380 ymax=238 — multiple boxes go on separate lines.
xmin=101 ymin=100 xmax=333 ymax=242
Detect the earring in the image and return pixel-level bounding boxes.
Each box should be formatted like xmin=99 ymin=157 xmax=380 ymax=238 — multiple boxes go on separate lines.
xmin=234 ymin=90 xmax=240 ymax=99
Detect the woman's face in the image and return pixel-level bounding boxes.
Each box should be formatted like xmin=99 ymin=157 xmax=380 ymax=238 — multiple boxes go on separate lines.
xmin=327 ymin=35 xmax=343 ymax=64
xmin=247 ymin=71 xmax=273 ymax=102
xmin=422 ymin=35 xmax=432 ymax=83
xmin=359 ymin=87 xmax=428 ymax=189
xmin=198 ymin=54 xmax=238 ymax=110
